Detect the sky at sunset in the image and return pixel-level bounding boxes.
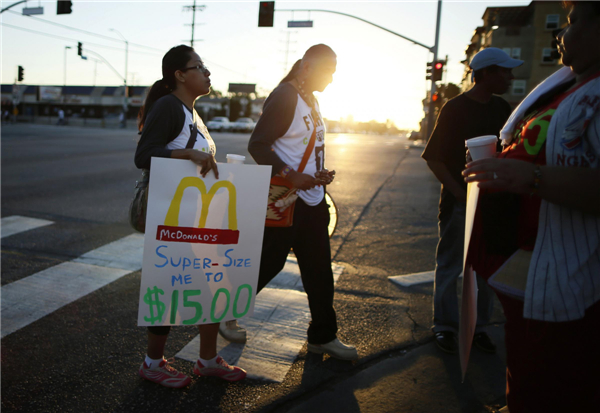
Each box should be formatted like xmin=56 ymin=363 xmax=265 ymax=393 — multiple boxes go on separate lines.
xmin=1 ymin=0 xmax=531 ymax=129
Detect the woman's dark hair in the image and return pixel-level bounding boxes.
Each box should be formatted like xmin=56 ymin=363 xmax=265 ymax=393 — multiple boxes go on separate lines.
xmin=473 ymin=64 xmax=500 ymax=83
xmin=138 ymin=44 xmax=195 ymax=131
xmin=278 ymin=44 xmax=336 ymax=85
xmin=280 ymin=59 xmax=302 ymax=84
xmin=562 ymin=1 xmax=600 ymax=15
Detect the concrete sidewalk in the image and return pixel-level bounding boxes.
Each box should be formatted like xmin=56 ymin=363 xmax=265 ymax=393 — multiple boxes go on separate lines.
xmin=274 ymin=143 xmax=508 ymax=413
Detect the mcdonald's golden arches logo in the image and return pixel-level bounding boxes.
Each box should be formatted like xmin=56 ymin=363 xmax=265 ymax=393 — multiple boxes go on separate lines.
xmin=156 ymin=177 xmax=239 ymax=244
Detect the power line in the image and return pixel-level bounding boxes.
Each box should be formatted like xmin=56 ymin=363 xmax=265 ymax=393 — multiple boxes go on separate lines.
xmin=7 ymin=10 xmax=163 ymax=52
xmin=4 ymin=11 xmax=249 ymax=79
xmin=0 ymin=23 xmax=162 ymax=56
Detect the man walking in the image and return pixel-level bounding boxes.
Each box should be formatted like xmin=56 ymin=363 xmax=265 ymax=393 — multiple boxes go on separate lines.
xmin=422 ymin=48 xmax=523 ymax=354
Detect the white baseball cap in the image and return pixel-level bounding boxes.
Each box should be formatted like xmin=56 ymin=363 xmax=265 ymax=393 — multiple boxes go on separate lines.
xmin=469 ymin=47 xmax=524 ymax=71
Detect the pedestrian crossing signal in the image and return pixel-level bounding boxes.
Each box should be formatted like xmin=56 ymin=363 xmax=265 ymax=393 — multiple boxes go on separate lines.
xmin=258 ymin=1 xmax=275 ymax=27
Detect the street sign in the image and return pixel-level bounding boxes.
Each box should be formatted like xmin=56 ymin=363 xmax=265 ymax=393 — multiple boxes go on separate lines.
xmin=228 ymin=83 xmax=256 ymax=94
xmin=22 ymin=7 xmax=44 ymax=15
xmin=288 ymin=20 xmax=313 ymax=28
xmin=39 ymin=86 xmax=62 ymax=102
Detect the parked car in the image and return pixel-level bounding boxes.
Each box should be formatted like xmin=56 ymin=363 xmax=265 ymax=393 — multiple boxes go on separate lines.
xmin=205 ymin=116 xmax=231 ymax=132
xmin=407 ymin=131 xmax=422 ymax=141
xmin=230 ymin=117 xmax=256 ymax=133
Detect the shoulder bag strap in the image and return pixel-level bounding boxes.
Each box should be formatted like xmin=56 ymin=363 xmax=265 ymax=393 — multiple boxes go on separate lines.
xmin=185 ymin=112 xmax=199 ymax=149
xmin=297 ymin=126 xmax=317 ymax=173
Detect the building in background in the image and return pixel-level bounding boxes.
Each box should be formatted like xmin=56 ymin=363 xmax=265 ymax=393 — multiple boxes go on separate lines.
xmin=0 ymin=84 xmax=232 ymax=126
xmin=461 ymin=1 xmax=567 ymax=107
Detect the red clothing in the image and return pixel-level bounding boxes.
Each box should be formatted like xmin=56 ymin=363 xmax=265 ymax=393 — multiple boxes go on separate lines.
xmin=468 ymin=82 xmax=587 ymax=278
xmin=499 ymin=293 xmax=600 ymax=413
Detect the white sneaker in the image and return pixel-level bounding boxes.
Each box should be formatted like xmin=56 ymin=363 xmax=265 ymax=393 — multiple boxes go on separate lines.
xmin=307 ymin=338 xmax=358 ymax=360
xmin=218 ymin=320 xmax=247 ymax=344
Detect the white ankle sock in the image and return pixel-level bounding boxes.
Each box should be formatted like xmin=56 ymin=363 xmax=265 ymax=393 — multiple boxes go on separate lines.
xmin=145 ymin=355 xmax=164 ymax=368
xmin=199 ymin=355 xmax=218 ymax=367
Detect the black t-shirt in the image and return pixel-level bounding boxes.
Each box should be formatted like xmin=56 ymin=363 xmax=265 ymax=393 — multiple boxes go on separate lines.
xmin=421 ymin=93 xmax=512 ymax=217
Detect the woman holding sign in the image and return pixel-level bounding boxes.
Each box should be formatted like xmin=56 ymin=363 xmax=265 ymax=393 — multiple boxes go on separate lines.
xmin=244 ymin=44 xmax=358 ymax=361
xmin=463 ymin=2 xmax=600 ymax=411
xmin=134 ymin=45 xmax=246 ymax=387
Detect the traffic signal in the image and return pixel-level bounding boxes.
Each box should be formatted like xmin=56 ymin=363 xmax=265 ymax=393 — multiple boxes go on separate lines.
xmin=18 ymin=66 xmax=24 ymax=82
xmin=426 ymin=61 xmax=433 ymax=80
xmin=57 ymin=1 xmax=72 ymax=15
xmin=432 ymin=60 xmax=444 ymax=82
xmin=431 ymin=92 xmax=439 ymax=103
xmin=258 ymin=1 xmax=275 ymax=27
xmin=77 ymin=42 xmax=83 ymax=56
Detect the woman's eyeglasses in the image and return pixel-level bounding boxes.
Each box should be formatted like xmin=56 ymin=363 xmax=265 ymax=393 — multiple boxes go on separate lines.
xmin=181 ymin=64 xmax=209 ymax=74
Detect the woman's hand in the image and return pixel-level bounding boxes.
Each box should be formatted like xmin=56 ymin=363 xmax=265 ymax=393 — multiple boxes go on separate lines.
xmin=287 ymin=170 xmax=316 ymax=190
xmin=462 ymin=158 xmax=535 ymax=194
xmin=188 ymin=150 xmax=219 ymax=179
xmin=315 ymin=169 xmax=336 ymax=185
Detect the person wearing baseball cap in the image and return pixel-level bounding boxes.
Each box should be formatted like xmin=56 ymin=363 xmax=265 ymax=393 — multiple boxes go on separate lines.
xmin=470 ymin=47 xmax=524 ymax=72
xmin=469 ymin=47 xmax=524 ymax=96
xmin=421 ymin=47 xmax=523 ymax=355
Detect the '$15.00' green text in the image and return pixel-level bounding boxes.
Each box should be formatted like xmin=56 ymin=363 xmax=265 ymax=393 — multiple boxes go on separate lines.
xmin=143 ymin=284 xmax=253 ymax=325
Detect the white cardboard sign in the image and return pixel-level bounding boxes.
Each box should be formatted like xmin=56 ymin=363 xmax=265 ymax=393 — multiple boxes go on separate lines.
xmin=137 ymin=158 xmax=271 ymax=327
xmin=459 ymin=182 xmax=480 ymax=381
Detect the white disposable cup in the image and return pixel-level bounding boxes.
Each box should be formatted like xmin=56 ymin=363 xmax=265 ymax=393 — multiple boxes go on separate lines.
xmin=466 ymin=135 xmax=497 ymax=161
xmin=226 ymin=154 xmax=246 ymax=164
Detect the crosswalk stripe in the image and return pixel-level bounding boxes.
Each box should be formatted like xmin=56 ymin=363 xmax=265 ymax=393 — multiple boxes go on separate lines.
xmin=73 ymin=233 xmax=144 ymax=271
xmin=176 ymin=257 xmax=345 ymax=382
xmin=1 ymin=215 xmax=53 ymax=239
xmin=388 ymin=270 xmax=462 ymax=287
xmin=1 ymin=234 xmax=144 ymax=338
xmin=1 ymin=262 xmax=131 ymax=338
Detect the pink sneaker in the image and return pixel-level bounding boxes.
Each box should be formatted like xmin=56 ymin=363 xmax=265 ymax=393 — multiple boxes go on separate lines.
xmin=193 ymin=356 xmax=246 ymax=382
xmin=139 ymin=358 xmax=191 ymax=388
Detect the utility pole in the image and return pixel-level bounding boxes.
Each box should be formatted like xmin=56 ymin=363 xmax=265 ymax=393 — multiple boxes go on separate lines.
xmin=183 ymin=1 xmax=206 ymax=47
xmin=426 ymin=0 xmax=442 ymax=141
xmin=64 ymin=46 xmax=72 ymax=87
xmin=281 ymin=30 xmax=297 ymax=76
xmin=110 ymin=28 xmax=129 ymax=126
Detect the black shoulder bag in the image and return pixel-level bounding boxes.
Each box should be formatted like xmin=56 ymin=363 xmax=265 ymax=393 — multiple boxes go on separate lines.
xmin=128 ymin=123 xmax=199 ymax=233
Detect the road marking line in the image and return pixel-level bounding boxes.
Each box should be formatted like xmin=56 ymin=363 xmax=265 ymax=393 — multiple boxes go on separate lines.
xmin=1 ymin=215 xmax=53 ymax=239
xmin=1 ymin=234 xmax=144 ymax=338
xmin=176 ymin=257 xmax=345 ymax=382
xmin=389 ymin=270 xmax=462 ymax=287
xmin=73 ymin=233 xmax=144 ymax=271
xmin=1 ymin=262 xmax=130 ymax=338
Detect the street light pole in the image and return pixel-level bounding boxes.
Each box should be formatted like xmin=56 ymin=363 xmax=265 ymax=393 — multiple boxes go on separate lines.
xmin=110 ymin=28 xmax=129 ymax=127
xmin=426 ymin=0 xmax=442 ymax=141
xmin=64 ymin=46 xmax=72 ymax=87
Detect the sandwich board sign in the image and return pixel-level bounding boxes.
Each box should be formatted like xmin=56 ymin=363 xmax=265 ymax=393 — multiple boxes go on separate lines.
xmin=137 ymin=157 xmax=271 ymax=327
